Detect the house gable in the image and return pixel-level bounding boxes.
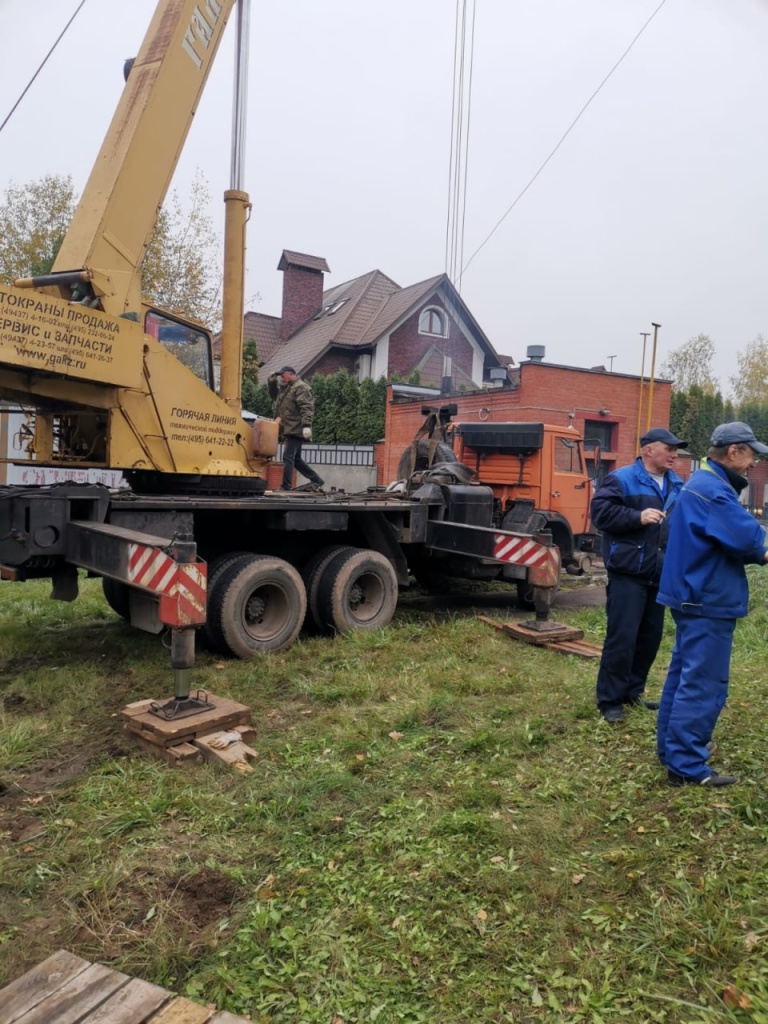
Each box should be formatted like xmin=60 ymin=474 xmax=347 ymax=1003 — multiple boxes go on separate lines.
xmin=252 ymin=254 xmax=505 ymax=388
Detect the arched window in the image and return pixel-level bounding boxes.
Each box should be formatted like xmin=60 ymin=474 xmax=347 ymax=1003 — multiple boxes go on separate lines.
xmin=419 ymin=306 xmax=447 ymax=337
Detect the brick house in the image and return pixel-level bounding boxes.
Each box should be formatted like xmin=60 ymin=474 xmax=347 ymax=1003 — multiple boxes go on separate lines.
xmin=244 ymin=250 xmax=507 ymax=390
xmin=378 ymin=351 xmax=679 ymax=487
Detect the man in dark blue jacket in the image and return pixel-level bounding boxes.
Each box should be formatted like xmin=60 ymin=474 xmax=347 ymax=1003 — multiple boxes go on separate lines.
xmin=591 ymin=427 xmax=686 ymax=723
xmin=657 ymin=422 xmax=768 ymax=787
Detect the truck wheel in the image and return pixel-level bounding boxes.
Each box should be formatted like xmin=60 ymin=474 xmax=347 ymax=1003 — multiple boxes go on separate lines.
xmin=316 ymin=549 xmax=398 ymax=634
xmin=198 ymin=551 xmax=252 ymax=650
xmin=301 ymin=544 xmax=355 ymax=633
xmin=396 ymin=440 xmax=457 ymax=480
xmin=102 ymin=578 xmax=131 ymax=621
xmin=208 ymin=555 xmax=307 ymax=657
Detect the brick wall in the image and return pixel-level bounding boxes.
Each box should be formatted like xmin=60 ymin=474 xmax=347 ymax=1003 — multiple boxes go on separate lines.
xmin=380 ymin=361 xmax=674 ymax=485
xmin=310 ymin=351 xmax=358 ymax=378
xmin=281 ymin=265 xmax=324 ymax=339
xmin=389 ymin=305 xmax=474 ymax=385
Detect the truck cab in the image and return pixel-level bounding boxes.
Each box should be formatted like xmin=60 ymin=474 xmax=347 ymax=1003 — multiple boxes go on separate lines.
xmin=449 ymin=420 xmax=598 ymax=572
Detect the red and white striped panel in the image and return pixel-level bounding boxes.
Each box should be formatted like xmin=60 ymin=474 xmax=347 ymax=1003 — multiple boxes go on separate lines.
xmin=128 ymin=543 xmax=177 ymax=593
xmin=128 ymin=543 xmax=207 ymax=627
xmin=159 ymin=562 xmax=207 ymax=627
xmin=493 ymin=533 xmax=553 ymax=568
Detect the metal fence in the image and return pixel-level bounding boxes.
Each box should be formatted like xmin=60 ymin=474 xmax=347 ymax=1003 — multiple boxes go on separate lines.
xmin=276 ymin=444 xmax=375 ymax=467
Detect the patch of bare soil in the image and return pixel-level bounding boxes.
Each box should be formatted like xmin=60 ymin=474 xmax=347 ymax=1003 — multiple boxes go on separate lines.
xmin=106 ymin=866 xmax=241 ymax=936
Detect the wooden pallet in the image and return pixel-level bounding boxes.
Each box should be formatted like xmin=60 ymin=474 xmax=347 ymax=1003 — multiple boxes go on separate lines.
xmin=0 ymin=949 xmax=248 ymax=1024
xmin=479 ymin=615 xmax=603 ymax=658
xmin=121 ymin=694 xmax=254 ymax=769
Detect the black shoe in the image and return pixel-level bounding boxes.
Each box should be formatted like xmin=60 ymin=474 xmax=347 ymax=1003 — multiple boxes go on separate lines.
xmin=602 ymin=706 xmax=625 ymax=724
xmin=667 ymin=770 xmax=737 ymax=787
xmin=627 ymin=698 xmax=660 ymax=710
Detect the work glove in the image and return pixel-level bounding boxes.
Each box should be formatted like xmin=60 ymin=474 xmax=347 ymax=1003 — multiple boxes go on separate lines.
xmin=302 ymin=427 xmax=312 ymax=441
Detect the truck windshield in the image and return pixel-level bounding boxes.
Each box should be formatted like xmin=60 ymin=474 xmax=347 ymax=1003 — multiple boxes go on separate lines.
xmin=144 ymin=311 xmax=213 ymax=388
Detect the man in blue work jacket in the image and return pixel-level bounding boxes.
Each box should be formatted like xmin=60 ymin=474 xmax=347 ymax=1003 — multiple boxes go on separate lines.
xmin=591 ymin=426 xmax=686 ymax=724
xmin=657 ymin=422 xmax=768 ymax=787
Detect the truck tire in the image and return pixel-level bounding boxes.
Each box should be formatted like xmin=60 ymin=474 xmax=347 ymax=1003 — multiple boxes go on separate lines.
xmin=198 ymin=551 xmax=252 ymax=650
xmin=102 ymin=577 xmax=131 ymax=621
xmin=396 ymin=440 xmax=457 ymax=481
xmin=207 ymin=554 xmax=307 ymax=657
xmin=316 ymin=548 xmax=398 ymax=634
xmin=301 ymin=544 xmax=355 ymax=633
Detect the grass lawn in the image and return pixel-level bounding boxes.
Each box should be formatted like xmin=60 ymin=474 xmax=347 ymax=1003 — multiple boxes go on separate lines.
xmin=1 ymin=570 xmax=768 ymax=1023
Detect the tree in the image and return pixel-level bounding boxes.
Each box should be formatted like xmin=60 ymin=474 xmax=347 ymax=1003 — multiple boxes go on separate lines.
xmin=355 ymin=377 xmax=387 ymax=443
xmin=241 ymin=339 xmax=273 ymax=417
xmin=669 ymin=385 xmax=728 ymax=458
xmin=729 ymin=335 xmax=768 ymax=405
xmin=659 ymin=334 xmax=720 ymax=394
xmin=0 ymin=174 xmax=77 ymax=283
xmin=1 ymin=171 xmax=223 ymax=329
xmin=142 ymin=170 xmax=223 ymax=329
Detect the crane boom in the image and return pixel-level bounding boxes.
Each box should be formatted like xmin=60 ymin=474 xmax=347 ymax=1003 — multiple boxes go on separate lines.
xmin=52 ymin=0 xmax=237 ymax=317
xmin=0 ymin=0 xmax=272 ymax=492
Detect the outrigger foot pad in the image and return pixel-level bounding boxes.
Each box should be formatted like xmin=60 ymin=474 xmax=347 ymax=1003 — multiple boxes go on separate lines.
xmin=149 ymin=690 xmax=216 ymax=720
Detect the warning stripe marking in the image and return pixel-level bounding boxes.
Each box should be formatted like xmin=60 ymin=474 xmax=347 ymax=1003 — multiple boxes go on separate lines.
xmin=493 ymin=534 xmax=555 ymax=569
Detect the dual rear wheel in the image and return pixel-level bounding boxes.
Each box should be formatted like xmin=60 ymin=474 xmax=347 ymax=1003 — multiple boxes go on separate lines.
xmin=201 ymin=546 xmax=398 ymax=657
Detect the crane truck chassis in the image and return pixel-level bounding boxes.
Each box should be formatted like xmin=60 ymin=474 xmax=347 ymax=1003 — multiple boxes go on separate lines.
xmin=0 ymin=0 xmax=570 ymax=719
xmin=0 ymin=471 xmax=562 ymax=714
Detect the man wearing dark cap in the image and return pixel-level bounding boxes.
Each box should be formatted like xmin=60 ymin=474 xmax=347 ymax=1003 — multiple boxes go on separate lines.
xmin=590 ymin=426 xmax=687 ymax=723
xmin=267 ymin=366 xmax=324 ymax=492
xmin=656 ymin=422 xmax=768 ymax=787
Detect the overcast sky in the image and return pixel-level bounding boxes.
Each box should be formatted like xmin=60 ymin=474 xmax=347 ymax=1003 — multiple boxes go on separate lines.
xmin=2 ymin=0 xmax=768 ymax=395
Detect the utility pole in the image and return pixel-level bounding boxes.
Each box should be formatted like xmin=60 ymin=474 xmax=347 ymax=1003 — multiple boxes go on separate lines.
xmin=646 ymin=323 xmax=661 ymax=433
xmin=636 ymin=332 xmax=651 ymax=455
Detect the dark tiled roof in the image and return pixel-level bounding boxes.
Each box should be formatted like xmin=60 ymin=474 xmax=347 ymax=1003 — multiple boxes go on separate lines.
xmin=256 ymin=266 xmax=501 ymax=381
xmin=278 ymin=250 xmax=330 ymax=273
xmin=243 ymin=310 xmax=282 ymax=367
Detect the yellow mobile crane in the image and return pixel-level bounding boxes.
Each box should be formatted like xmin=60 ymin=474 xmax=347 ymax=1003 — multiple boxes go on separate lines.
xmin=1 ymin=0 xmax=262 ymax=491
xmin=0 ymin=0 xmax=564 ymax=723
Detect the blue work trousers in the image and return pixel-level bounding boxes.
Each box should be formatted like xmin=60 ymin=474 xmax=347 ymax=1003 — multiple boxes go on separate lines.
xmin=595 ymin=573 xmax=665 ymax=712
xmin=657 ymin=610 xmax=734 ymax=780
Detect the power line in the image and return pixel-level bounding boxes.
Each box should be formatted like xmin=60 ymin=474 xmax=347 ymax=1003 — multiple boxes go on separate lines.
xmin=445 ymin=0 xmax=477 ymax=292
xmin=0 ymin=0 xmax=89 ymax=136
xmin=460 ymin=0 xmax=669 ymax=278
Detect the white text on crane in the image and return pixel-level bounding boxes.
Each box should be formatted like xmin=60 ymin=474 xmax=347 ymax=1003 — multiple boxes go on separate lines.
xmin=182 ymin=1 xmax=223 ymax=70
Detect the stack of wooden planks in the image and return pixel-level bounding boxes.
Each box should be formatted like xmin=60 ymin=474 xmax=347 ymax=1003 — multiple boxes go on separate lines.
xmin=0 ymin=949 xmax=249 ymax=1023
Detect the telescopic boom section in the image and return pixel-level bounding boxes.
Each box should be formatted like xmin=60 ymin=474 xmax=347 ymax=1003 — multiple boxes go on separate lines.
xmin=50 ymin=0 xmax=237 ymax=317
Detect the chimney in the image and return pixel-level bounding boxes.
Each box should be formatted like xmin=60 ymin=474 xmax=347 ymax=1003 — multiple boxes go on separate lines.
xmin=526 ymin=345 xmax=545 ymax=362
xmin=278 ymin=250 xmax=331 ymax=339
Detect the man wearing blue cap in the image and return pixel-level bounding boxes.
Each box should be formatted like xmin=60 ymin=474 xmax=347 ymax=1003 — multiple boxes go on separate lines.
xmin=657 ymin=422 xmax=768 ymax=786
xmin=591 ymin=426 xmax=687 ymax=724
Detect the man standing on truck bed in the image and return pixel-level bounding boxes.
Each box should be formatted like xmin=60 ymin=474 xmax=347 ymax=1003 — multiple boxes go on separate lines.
xmin=268 ymin=366 xmax=325 ymax=492
xmin=591 ymin=427 xmax=686 ymax=724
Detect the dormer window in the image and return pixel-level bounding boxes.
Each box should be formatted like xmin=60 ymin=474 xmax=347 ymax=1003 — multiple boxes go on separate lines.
xmin=419 ymin=306 xmax=447 ymax=338
xmin=313 ymin=297 xmax=350 ymax=320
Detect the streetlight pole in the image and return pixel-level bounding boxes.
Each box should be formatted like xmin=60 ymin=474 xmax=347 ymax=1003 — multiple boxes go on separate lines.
xmin=646 ymin=323 xmax=661 ymax=433
xmin=636 ymin=332 xmax=650 ymax=455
